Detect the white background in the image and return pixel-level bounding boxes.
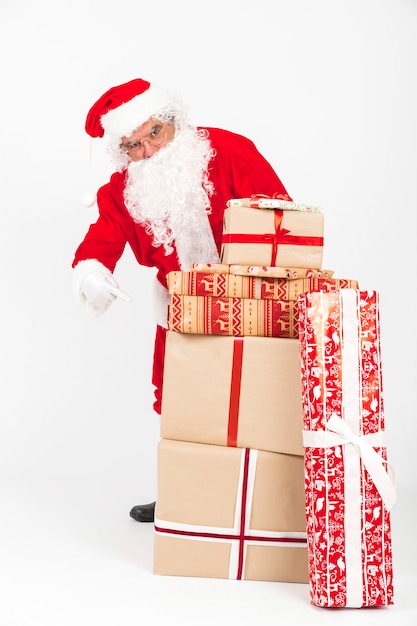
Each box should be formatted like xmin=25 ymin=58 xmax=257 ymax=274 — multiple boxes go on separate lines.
xmin=1 ymin=0 xmax=416 ymax=624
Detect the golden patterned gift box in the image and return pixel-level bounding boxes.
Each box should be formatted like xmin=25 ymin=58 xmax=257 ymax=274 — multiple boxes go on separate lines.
xmin=221 ymin=205 xmax=324 ymax=268
xmin=190 ymin=263 xmax=333 ymax=278
xmin=154 ymin=439 xmax=308 ymax=583
xmin=167 ymin=269 xmax=357 ymax=301
xmin=161 ymin=332 xmax=304 ymax=456
xmin=168 ymin=294 xmax=298 ymax=337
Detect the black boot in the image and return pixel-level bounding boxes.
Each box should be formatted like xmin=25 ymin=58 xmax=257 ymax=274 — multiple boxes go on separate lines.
xmin=129 ymin=501 xmax=155 ymax=522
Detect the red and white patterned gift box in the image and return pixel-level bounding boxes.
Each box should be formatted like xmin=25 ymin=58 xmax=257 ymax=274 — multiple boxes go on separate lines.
xmin=297 ymin=289 xmax=396 ymax=608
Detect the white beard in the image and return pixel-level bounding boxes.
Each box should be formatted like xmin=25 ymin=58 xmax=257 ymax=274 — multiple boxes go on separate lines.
xmin=123 ymin=126 xmax=220 ymax=270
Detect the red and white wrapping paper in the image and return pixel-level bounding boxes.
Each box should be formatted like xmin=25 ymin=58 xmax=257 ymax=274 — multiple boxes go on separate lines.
xmin=297 ymin=289 xmax=396 ymax=608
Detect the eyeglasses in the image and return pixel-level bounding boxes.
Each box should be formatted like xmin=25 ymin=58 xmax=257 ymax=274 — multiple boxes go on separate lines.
xmin=119 ymin=123 xmax=166 ymax=153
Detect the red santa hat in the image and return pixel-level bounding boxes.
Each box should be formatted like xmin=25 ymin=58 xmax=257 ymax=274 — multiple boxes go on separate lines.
xmin=85 ymin=78 xmax=183 ymax=139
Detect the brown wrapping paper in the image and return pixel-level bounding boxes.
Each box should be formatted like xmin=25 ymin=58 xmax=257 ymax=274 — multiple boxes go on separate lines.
xmin=161 ymin=332 xmax=304 ymax=456
xmin=221 ymin=205 xmax=324 ymax=268
xmin=154 ymin=439 xmax=308 ymax=582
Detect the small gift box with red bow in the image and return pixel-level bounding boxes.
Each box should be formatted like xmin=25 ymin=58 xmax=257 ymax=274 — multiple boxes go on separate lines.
xmin=220 ymin=197 xmax=324 ymax=268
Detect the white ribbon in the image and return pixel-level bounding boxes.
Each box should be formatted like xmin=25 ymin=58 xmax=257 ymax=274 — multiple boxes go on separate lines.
xmin=303 ymin=412 xmax=396 ymax=511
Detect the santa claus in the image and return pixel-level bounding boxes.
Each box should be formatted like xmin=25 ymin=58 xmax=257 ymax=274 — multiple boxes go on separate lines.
xmin=72 ymin=77 xmax=291 ymax=522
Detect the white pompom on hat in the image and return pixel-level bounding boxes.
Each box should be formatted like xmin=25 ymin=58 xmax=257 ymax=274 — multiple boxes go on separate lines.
xmin=82 ymin=192 xmax=96 ymax=207
xmin=85 ymin=77 xmax=188 ymax=139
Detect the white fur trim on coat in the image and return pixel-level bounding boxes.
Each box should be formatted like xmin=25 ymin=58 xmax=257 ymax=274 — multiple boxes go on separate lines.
xmin=152 ymin=278 xmax=170 ymax=329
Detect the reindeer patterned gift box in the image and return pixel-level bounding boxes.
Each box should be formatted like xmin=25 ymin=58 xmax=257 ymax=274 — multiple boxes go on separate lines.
xmin=154 ymin=438 xmax=308 ymax=582
xmin=168 ymin=266 xmax=343 ymax=300
xmin=297 ymin=289 xmax=396 ymax=608
xmin=167 ymin=268 xmax=358 ymax=338
xmin=168 ymin=294 xmax=299 ymax=337
xmin=189 ymin=263 xmax=333 ymax=278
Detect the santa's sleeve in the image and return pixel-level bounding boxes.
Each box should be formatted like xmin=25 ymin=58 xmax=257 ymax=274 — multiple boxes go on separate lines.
xmin=73 ymin=186 xmax=127 ymax=265
xmin=72 ymin=180 xmax=128 ymax=303
xmin=230 ymin=137 xmax=292 ymax=201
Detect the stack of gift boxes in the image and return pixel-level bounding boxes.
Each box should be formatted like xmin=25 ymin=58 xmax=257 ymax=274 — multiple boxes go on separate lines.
xmin=152 ymin=196 xmax=395 ymax=606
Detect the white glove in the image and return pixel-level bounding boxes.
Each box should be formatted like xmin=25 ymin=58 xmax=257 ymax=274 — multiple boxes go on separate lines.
xmin=81 ymin=271 xmax=131 ymax=316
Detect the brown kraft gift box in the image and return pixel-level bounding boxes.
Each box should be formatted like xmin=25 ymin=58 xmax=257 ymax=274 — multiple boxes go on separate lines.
xmin=221 ymin=205 xmax=324 ymax=268
xmin=160 ymin=332 xmax=304 ymax=456
xmin=154 ymin=439 xmax=308 ymax=582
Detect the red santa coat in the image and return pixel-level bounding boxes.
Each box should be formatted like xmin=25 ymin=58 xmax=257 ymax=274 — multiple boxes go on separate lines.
xmin=73 ymin=128 xmax=291 ymax=413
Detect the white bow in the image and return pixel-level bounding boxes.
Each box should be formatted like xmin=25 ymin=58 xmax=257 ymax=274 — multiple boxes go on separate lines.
xmin=303 ymin=413 xmax=396 ymax=511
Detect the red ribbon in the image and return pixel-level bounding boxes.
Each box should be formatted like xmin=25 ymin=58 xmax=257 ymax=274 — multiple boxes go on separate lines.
xmin=237 ymin=448 xmax=250 ymax=579
xmin=227 ymin=338 xmax=244 ymax=446
xmin=154 ymin=448 xmax=307 ymax=580
xmin=154 ymin=524 xmax=307 ymax=544
xmin=222 ymin=210 xmax=324 ymax=266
